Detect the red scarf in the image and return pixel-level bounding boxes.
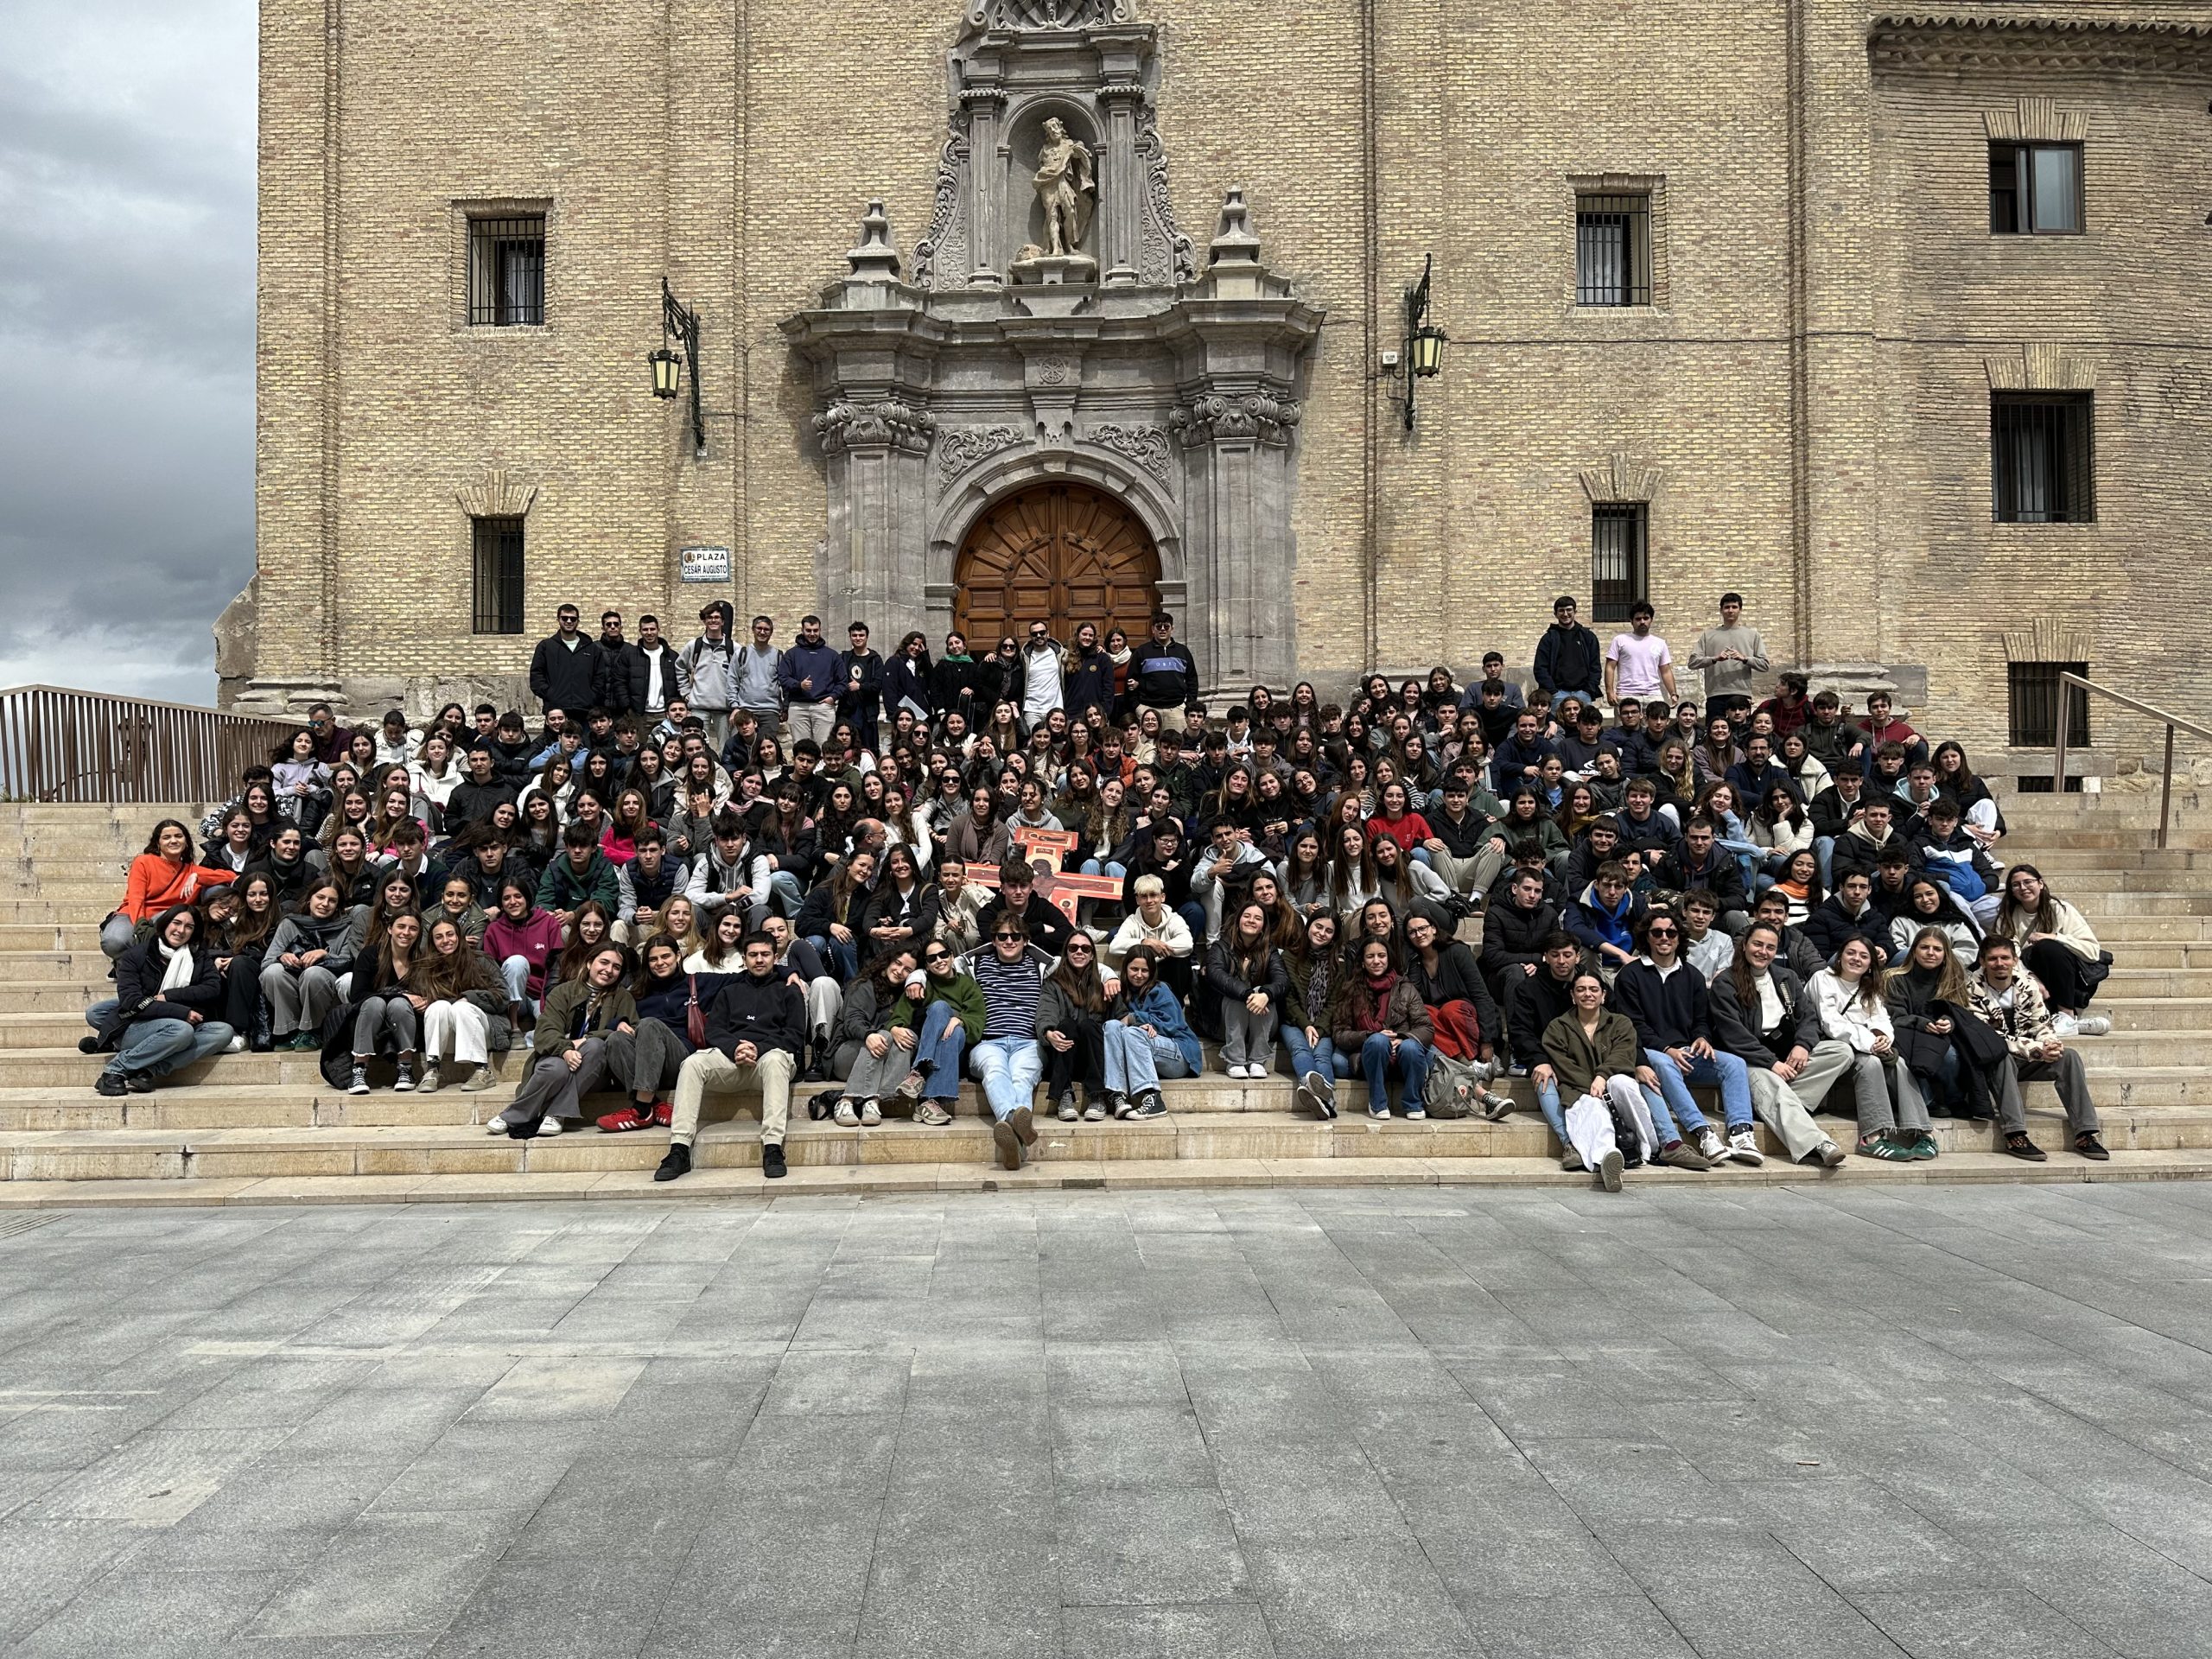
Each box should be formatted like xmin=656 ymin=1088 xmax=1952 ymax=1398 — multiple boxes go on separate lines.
xmin=1357 ymin=967 xmax=1399 ymax=1032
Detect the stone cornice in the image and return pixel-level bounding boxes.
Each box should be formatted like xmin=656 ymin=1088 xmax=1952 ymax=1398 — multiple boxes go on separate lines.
xmin=1871 ymin=11 xmax=2212 ymax=72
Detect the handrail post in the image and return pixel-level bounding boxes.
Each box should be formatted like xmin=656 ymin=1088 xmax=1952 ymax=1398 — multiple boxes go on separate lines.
xmin=2052 ymin=696 xmax=2069 ymax=798
xmin=2161 ymin=725 xmax=2176 ymax=852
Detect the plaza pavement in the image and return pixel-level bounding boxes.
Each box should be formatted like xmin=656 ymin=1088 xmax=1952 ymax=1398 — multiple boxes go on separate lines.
xmin=0 ymin=1183 xmax=2209 ymax=1656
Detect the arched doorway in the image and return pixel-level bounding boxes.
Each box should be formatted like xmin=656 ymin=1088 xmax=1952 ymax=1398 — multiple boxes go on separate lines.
xmin=953 ymin=482 xmax=1161 ymax=648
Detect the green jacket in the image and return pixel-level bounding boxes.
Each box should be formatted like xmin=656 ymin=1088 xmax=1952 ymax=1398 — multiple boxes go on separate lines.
xmin=536 ymin=849 xmax=621 ymax=913
xmin=531 ymin=977 xmax=639 ymax=1060
xmin=887 ymin=969 xmax=988 ymax=1045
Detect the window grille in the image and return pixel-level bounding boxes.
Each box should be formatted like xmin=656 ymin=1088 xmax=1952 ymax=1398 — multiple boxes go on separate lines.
xmin=1590 ymin=504 xmax=1648 ymax=625
xmin=1576 ymin=194 xmax=1651 ymax=306
xmin=471 ymin=517 xmax=526 ymax=634
xmin=2007 ymin=660 xmax=2089 ymax=748
xmin=1992 ymin=394 xmax=2094 ymax=524
xmin=467 ymin=215 xmax=545 ymax=326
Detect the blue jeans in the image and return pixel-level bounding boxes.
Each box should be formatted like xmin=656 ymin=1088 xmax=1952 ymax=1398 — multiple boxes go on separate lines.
xmin=767 ymin=869 xmax=804 ymax=918
xmin=1101 ymin=1022 xmax=1191 ymax=1095
xmin=1358 ymin=1031 xmax=1430 ymax=1114
xmin=1642 ymin=1046 xmax=1753 ymax=1133
xmin=971 ymin=1036 xmax=1044 ymax=1122
xmin=1079 ymin=858 xmax=1126 ymax=881
xmin=809 ymin=933 xmax=860 ymax=982
xmin=911 ymin=1000 xmax=968 ymax=1101
xmin=499 ymin=954 xmax=539 ymax=1013
xmin=1281 ymin=1023 xmax=1350 ymax=1087
xmin=86 ymin=1004 xmax=235 ymax=1082
xmin=1814 ymin=835 xmax=1837 ymax=890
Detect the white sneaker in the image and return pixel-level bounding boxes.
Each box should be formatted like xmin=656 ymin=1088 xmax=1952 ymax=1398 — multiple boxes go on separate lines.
xmin=1082 ymin=1103 xmax=1104 ymax=1121
xmin=1695 ymin=1126 xmax=1729 ymax=1164
xmin=1727 ymin=1127 xmax=1765 ymax=1167
xmin=486 ymin=1115 xmax=512 ymax=1136
xmin=2049 ymin=1011 xmax=2080 ymax=1037
xmin=859 ymin=1098 xmax=882 ymax=1127
xmin=833 ymin=1099 xmax=859 ymax=1128
xmin=1224 ymin=1063 xmax=1248 ymax=1080
xmin=224 ymin=1035 xmax=245 ymax=1054
xmin=533 ymin=1116 xmax=563 ymax=1137
xmin=2075 ymin=1014 xmax=2112 ymax=1037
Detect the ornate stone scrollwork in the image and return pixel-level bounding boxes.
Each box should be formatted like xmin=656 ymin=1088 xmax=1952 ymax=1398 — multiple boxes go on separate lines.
xmin=936 ymin=425 xmax=1027 ymax=489
xmin=1089 ymin=423 xmax=1173 ymax=485
xmin=817 ymin=397 xmax=938 ymax=456
xmin=1168 ymin=392 xmax=1301 ymax=449
xmin=966 ymin=0 xmax=1135 ymax=29
xmin=1135 ymin=124 xmax=1197 ymax=285
xmin=910 ymin=126 xmax=969 ymax=289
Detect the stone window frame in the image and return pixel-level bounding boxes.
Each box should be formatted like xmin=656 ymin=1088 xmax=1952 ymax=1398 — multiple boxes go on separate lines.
xmin=1566 ymin=174 xmax=1670 ymax=311
xmin=2000 ymin=621 xmax=2092 ymax=755
xmin=451 ymin=198 xmax=555 ymax=334
xmin=1982 ymin=97 xmax=2088 ymax=237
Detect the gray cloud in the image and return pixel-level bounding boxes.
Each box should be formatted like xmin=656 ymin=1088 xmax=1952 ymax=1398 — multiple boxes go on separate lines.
xmin=0 ymin=0 xmax=256 ymax=705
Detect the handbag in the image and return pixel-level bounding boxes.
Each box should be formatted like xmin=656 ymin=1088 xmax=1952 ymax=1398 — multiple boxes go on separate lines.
xmin=685 ymin=973 xmax=708 ymax=1047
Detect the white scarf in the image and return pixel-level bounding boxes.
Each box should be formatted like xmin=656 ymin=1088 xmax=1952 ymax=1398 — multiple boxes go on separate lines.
xmin=156 ymin=939 xmax=194 ymax=992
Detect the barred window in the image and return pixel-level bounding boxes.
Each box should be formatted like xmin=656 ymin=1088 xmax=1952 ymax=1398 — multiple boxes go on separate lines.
xmin=2007 ymin=660 xmax=2089 ymax=748
xmin=467 ymin=215 xmax=545 ymax=326
xmin=1989 ymin=144 xmax=2082 ymax=235
xmin=1992 ymin=393 xmax=2094 ymax=524
xmin=1576 ymin=194 xmax=1651 ymax=307
xmin=1590 ymin=504 xmax=1648 ymax=625
xmin=472 ymin=517 xmax=526 ymax=635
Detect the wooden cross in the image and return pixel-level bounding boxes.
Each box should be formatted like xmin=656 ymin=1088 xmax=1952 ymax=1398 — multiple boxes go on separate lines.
xmin=963 ymin=825 xmax=1124 ymax=925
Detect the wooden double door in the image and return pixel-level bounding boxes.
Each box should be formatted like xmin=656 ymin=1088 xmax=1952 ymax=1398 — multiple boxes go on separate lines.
xmin=952 ymin=482 xmax=1161 ymax=648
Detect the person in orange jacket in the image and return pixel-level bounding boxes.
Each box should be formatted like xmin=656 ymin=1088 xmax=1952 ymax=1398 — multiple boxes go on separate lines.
xmin=103 ymin=820 xmax=238 ymax=958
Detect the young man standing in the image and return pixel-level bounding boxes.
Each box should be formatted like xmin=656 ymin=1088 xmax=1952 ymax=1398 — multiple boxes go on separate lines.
xmin=775 ymin=615 xmax=839 ymax=747
xmin=593 ymin=611 xmax=632 ymax=715
xmin=734 ymin=614 xmax=786 ymax=743
xmin=836 ymin=621 xmax=885 ymax=753
xmin=529 ymin=605 xmax=603 ymax=722
xmin=623 ymin=614 xmax=677 ymax=721
xmin=657 ymin=931 xmax=803 ymax=1184
xmin=677 ymin=602 xmax=738 ymax=750
xmin=1134 ymin=612 xmax=1200 ymax=715
xmin=1533 ymin=595 xmax=1605 ymax=702
xmin=1019 ymin=620 xmax=1065 ymax=728
xmin=1688 ymin=592 xmax=1769 ymax=723
xmin=1604 ymin=601 xmax=1678 ymax=712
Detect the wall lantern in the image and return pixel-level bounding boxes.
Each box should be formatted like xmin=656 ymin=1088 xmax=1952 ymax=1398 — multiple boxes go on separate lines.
xmin=650 ymin=277 xmax=706 ymax=455
xmin=1401 ymin=254 xmax=1451 ymax=432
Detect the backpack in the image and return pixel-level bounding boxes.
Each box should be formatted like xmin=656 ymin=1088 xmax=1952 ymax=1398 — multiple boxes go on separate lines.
xmin=1422 ymin=1048 xmax=1484 ymax=1119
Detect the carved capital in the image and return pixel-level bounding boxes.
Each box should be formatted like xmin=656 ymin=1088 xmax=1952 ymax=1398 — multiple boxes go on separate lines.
xmin=1168 ymin=391 xmax=1301 ymax=448
xmin=817 ymin=397 xmax=938 ymax=456
xmin=967 ymin=0 xmax=1135 ymax=29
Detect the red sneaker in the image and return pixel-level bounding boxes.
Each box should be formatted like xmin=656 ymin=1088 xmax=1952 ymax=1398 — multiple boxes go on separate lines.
xmin=594 ymin=1106 xmax=648 ymax=1135
xmin=651 ymin=1101 xmax=673 ymax=1128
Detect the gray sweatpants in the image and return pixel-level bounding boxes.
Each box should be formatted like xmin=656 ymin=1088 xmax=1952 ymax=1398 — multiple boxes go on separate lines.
xmin=1787 ymin=1039 xmax=1929 ymax=1137
xmin=1997 ymin=1051 xmax=2101 ymax=1138
xmin=352 ymin=994 xmax=419 ymax=1058
xmin=603 ymin=1018 xmax=689 ymax=1100
xmin=261 ymin=963 xmax=341 ymax=1038
xmin=500 ymin=1037 xmax=616 ymax=1129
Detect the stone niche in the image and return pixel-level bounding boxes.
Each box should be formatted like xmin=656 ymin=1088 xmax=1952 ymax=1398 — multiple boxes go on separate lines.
xmin=779 ymin=0 xmax=1324 ymax=691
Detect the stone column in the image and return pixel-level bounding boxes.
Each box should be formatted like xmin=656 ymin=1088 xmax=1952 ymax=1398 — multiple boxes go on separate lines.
xmin=817 ymin=395 xmax=938 ymax=648
xmin=961 ymin=86 xmax=1007 ymax=285
xmin=1172 ymin=391 xmax=1301 ymax=694
xmin=1095 ymin=83 xmax=1144 ymax=286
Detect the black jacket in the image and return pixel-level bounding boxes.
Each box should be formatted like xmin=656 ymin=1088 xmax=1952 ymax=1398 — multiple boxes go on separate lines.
xmin=1808 ymin=785 xmax=1868 ymax=841
xmin=1533 ymin=621 xmax=1604 ymax=697
xmin=836 ymin=649 xmax=885 ymax=729
xmin=1479 ymin=898 xmax=1560 ymax=988
xmin=977 ymin=890 xmax=1074 ymax=957
xmin=702 ymin=970 xmax=805 ymax=1059
xmin=1506 ymin=964 xmax=1580 ymax=1062
xmin=1655 ymin=847 xmax=1749 ymax=914
xmin=447 ymin=779 xmax=518 ymax=830
xmin=530 ymin=632 xmax=605 ymax=715
xmin=1064 ymin=648 xmax=1116 ymax=715
xmin=622 ymin=642 xmax=683 ymax=716
xmin=1612 ymin=958 xmax=1715 ymax=1051
xmin=93 ymin=936 xmax=224 ymax=1049
xmin=1203 ymin=940 xmax=1291 ymax=1007
xmin=1708 ymin=965 xmax=1821 ymax=1067
xmin=1803 ymin=896 xmax=1887 ymax=961
xmin=1131 ymin=639 xmax=1199 ymax=709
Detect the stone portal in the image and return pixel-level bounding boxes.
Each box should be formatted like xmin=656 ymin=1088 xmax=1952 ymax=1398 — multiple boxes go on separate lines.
xmin=779 ymin=0 xmax=1322 ymax=693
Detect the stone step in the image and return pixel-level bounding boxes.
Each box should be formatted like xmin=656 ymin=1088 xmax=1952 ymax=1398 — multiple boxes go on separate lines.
xmin=1999 ymin=831 xmax=2212 ymax=851
xmin=0 ymin=804 xmax=211 ymax=827
xmin=0 ymin=952 xmax=107 ymax=983
xmin=2004 ymin=849 xmax=2212 ymax=873
xmin=2103 ymin=968 xmax=2212 ymax=994
xmin=0 ymin=901 xmax=124 ymax=925
xmin=5 ymin=1147 xmax=2210 ymax=1208
xmin=2076 ymin=914 xmax=2212 ymax=942
xmin=2099 ymin=943 xmax=2212 ymax=969
xmin=0 ymin=1095 xmax=2165 ymax=1185
xmin=0 ymin=925 xmax=103 ymax=951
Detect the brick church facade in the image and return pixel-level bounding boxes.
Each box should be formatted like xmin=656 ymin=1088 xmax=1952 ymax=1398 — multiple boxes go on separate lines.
xmin=232 ymin=0 xmax=2212 ymax=772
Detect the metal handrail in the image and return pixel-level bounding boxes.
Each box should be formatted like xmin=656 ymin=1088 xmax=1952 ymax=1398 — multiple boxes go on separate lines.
xmin=0 ymin=684 xmax=299 ymax=806
xmin=2053 ymin=672 xmax=2212 ymax=850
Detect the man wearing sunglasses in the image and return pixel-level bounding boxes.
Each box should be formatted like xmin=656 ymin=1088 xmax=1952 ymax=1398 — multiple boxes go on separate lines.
xmin=1019 ymin=619 xmax=1065 ymax=729
xmin=1612 ymin=909 xmax=1759 ymax=1167
xmin=968 ymin=918 xmax=1048 ymax=1170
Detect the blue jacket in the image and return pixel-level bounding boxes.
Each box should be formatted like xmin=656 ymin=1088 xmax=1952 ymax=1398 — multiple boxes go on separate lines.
xmin=1564 ymin=880 xmax=1648 ymax=957
xmin=1119 ymin=982 xmax=1202 ymax=1075
xmin=777 ymin=640 xmax=843 ymax=708
xmin=1491 ymin=732 xmax=1558 ymax=793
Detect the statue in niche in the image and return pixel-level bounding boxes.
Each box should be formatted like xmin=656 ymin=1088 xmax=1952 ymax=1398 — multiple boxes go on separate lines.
xmin=1032 ymin=118 xmax=1095 ymax=256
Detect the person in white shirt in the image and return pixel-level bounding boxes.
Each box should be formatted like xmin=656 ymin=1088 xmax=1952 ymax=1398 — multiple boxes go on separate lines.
xmin=1605 ymin=601 xmax=1677 ymax=711
xmin=1019 ymin=621 xmax=1065 ymax=728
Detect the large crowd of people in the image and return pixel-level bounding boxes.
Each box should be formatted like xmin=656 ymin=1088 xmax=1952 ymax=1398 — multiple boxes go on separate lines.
xmin=83 ymin=593 xmax=2118 ymax=1189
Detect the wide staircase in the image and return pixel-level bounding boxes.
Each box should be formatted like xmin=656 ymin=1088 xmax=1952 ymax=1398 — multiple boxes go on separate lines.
xmin=2 ymin=795 xmax=2209 ymax=1206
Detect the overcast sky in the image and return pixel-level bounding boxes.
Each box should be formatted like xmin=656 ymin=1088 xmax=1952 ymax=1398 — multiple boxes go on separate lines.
xmin=0 ymin=0 xmax=256 ymax=706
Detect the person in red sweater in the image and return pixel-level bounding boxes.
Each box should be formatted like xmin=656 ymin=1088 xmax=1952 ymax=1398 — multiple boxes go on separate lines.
xmin=1364 ymin=781 xmax=1434 ymax=863
xmin=104 ymin=820 xmax=238 ymax=958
